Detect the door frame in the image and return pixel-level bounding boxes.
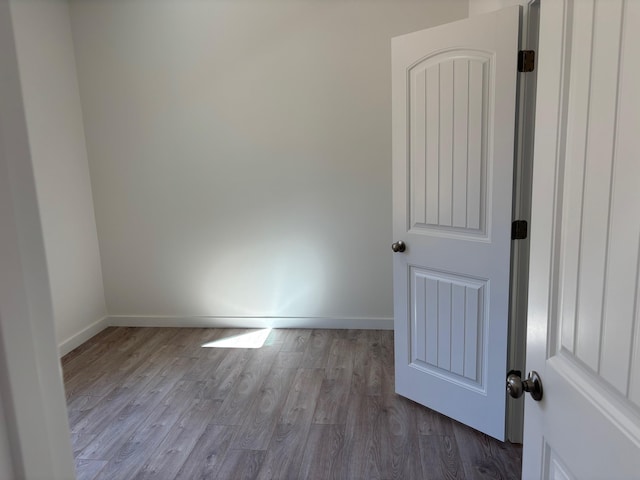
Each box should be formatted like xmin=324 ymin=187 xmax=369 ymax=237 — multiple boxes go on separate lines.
xmin=506 ymin=0 xmax=540 ymax=443
xmin=470 ymin=0 xmax=542 ymax=444
xmin=0 ymin=1 xmax=76 ymax=477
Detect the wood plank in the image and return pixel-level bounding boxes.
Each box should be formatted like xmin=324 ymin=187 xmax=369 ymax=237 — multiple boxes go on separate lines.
xmin=181 ymin=347 xmax=228 ymax=381
xmin=214 ymin=449 xmax=265 ymax=480
xmin=338 ymin=394 xmax=385 ymax=479
xmin=298 ymin=424 xmax=345 ymax=480
xmin=452 ymin=420 xmax=521 ymax=479
xmin=325 ymin=338 xmax=354 ymax=372
xmin=255 ymin=423 xmax=308 ymax=480
xmin=351 ymin=330 xmax=382 ymax=396
xmin=272 ymin=351 xmax=304 ymax=369
xmin=132 ymin=399 xmax=220 ymax=480
xmin=70 ymin=433 xmax=97 ymax=457
xmin=72 ymin=346 xmax=173 ymax=427
xmin=174 ymin=424 xmax=236 ymax=480
xmin=380 ymin=330 xmax=396 ymax=391
xmin=75 ymin=459 xmax=107 ymax=480
xmin=417 ymin=406 xmax=456 ymax=437
xmin=67 ymin=395 xmax=102 ymax=430
xmin=419 ymin=435 xmax=466 ymax=480
xmin=64 ymin=366 xmax=110 ymax=401
xmin=159 ymin=328 xmax=210 ymax=358
xmin=278 ymin=368 xmax=324 ymax=426
xmin=300 ymin=330 xmax=337 ymax=368
xmin=256 ymin=368 xmax=324 ymax=479
xmin=91 ymin=385 xmax=207 ymax=480
xmin=61 ymin=326 xmax=120 ymax=367
xmin=62 ymin=327 xmax=131 ymax=375
xmin=232 ymin=367 xmax=297 ymax=450
xmin=311 ymin=374 xmax=349 ymax=426
xmin=72 ymin=355 xmax=196 ymax=436
xmin=312 ymin=338 xmax=355 ymax=424
xmin=71 ymin=384 xmax=143 ymax=436
xmin=64 ymin=328 xmax=164 ymax=399
xmin=276 ymin=329 xmax=312 ymax=352
xmin=381 ymin=392 xmax=424 ymax=479
xmin=200 ymin=348 xmax=253 ymax=400
xmin=91 ymin=405 xmax=177 ymax=480
xmin=78 ymin=376 xmax=201 ymax=460
xmin=210 ymin=348 xmax=278 ymax=425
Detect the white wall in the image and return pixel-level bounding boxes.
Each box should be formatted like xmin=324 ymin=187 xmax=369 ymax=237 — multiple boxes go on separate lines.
xmin=69 ymin=0 xmax=468 ymax=325
xmin=469 ymin=0 xmax=528 ymax=16
xmin=10 ymin=0 xmax=107 ymax=352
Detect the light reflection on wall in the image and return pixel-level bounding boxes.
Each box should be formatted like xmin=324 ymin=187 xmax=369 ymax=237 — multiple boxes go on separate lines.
xmin=199 ymin=235 xmax=328 ymax=317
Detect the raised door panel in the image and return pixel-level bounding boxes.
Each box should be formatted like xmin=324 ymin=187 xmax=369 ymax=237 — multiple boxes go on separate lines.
xmin=409 ymin=51 xmax=490 ymax=238
xmin=410 ymin=267 xmax=486 ymax=390
xmin=555 ymin=0 xmax=640 ymax=411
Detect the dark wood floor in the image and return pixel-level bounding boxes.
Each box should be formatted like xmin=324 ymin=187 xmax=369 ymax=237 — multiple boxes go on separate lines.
xmin=62 ymin=327 xmax=521 ymax=480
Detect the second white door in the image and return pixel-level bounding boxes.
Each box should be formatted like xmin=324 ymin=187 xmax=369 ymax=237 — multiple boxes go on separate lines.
xmin=392 ymin=7 xmax=520 ymax=440
xmin=523 ymin=0 xmax=640 ymax=477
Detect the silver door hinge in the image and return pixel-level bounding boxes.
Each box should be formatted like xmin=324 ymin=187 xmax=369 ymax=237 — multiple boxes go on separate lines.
xmin=518 ymin=50 xmax=535 ymax=72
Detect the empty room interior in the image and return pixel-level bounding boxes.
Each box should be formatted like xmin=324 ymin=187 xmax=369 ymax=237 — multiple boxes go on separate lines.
xmin=2 ymin=0 xmax=639 ymax=478
xmin=0 ymin=0 xmax=530 ymax=478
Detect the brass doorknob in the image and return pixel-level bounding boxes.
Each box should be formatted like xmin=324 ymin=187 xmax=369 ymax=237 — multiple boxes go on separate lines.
xmin=506 ymin=370 xmax=543 ymax=401
xmin=391 ymin=241 xmax=406 ymax=253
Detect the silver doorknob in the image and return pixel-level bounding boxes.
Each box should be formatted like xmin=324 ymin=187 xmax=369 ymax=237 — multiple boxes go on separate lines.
xmin=506 ymin=370 xmax=543 ymax=401
xmin=391 ymin=241 xmax=406 ymax=253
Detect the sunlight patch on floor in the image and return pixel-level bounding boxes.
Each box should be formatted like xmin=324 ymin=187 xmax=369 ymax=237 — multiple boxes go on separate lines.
xmin=201 ymin=328 xmax=272 ymax=349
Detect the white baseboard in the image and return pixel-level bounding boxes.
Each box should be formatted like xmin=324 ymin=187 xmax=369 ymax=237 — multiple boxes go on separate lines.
xmin=108 ymin=315 xmax=394 ymax=330
xmin=58 ymin=315 xmax=111 ymax=357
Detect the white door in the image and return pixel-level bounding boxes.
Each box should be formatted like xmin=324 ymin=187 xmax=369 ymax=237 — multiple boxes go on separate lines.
xmin=523 ymin=0 xmax=640 ymax=478
xmin=392 ymin=7 xmax=520 ymax=441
